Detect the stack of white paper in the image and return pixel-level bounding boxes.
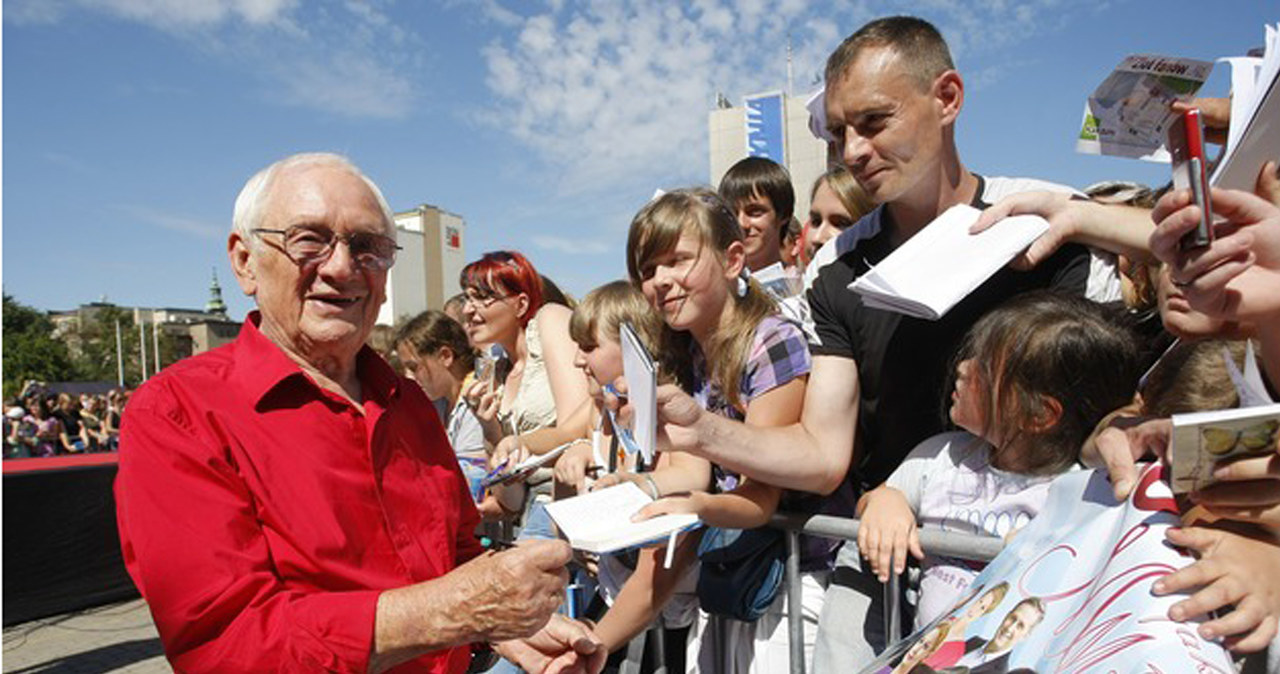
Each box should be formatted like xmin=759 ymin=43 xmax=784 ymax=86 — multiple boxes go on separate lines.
xmin=1211 ymin=23 xmax=1280 ymax=191
xmin=543 ymin=482 xmax=701 ymax=554
xmin=849 ymin=204 xmax=1049 ymax=320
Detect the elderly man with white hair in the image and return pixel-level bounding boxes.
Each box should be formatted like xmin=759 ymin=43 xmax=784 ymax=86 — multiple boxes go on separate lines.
xmin=115 ymin=153 xmax=604 ymax=674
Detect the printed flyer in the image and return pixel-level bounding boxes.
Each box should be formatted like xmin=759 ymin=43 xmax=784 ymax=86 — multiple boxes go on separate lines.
xmin=859 ymin=465 xmax=1234 ymax=674
xmin=1076 ymin=54 xmax=1213 ymax=161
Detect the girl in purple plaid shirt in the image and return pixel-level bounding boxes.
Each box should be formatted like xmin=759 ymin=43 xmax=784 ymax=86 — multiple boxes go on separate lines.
xmin=624 ymin=188 xmax=819 ymax=673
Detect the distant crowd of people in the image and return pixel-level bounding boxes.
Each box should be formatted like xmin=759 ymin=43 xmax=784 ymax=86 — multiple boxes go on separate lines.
xmin=109 ymin=13 xmax=1280 ymax=674
xmin=4 ymin=385 xmax=128 ymax=458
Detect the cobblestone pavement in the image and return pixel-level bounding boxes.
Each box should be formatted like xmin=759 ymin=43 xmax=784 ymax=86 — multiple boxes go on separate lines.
xmin=3 ymin=599 xmax=169 ymax=673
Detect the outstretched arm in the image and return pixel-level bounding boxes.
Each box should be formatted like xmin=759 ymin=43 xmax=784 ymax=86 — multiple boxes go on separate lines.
xmin=972 ymin=191 xmax=1155 ymax=268
xmin=634 ymin=356 xmax=857 ymax=495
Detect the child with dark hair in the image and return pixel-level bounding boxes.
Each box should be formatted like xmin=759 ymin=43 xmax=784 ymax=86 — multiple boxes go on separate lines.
xmin=858 ymin=292 xmax=1140 ymax=626
xmin=718 ymin=156 xmax=796 ymax=274
xmin=394 ymin=310 xmax=486 ymax=501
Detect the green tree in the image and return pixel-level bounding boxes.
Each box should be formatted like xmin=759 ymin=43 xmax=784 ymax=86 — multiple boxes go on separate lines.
xmin=70 ymin=305 xmax=186 ymax=386
xmin=2 ymin=294 xmax=77 ymax=399
xmin=73 ymin=304 xmax=139 ymax=386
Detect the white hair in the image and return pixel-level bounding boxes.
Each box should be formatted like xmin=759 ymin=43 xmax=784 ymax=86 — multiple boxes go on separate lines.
xmin=231 ymin=152 xmax=396 ymax=249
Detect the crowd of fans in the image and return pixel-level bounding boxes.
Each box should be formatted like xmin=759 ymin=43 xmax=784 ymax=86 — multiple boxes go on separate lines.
xmin=4 ymin=385 xmax=128 ymax=458
xmin=27 ymin=12 xmax=1276 ymax=673
xmin=352 ymin=15 xmax=1280 ymax=673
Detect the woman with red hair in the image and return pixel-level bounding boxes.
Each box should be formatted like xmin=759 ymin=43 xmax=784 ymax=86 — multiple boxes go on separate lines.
xmin=460 ymin=251 xmax=590 ymax=519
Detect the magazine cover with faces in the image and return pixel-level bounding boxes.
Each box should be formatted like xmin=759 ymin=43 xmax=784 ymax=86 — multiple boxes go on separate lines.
xmin=859 ymin=464 xmax=1234 ymax=674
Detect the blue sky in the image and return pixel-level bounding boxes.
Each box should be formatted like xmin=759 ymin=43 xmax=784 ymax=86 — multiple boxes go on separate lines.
xmin=3 ymin=1 xmax=1275 ymax=321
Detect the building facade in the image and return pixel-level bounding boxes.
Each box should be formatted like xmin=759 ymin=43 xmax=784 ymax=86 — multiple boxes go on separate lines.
xmin=708 ymin=91 xmax=829 ymax=222
xmin=377 ymin=204 xmax=467 ymax=326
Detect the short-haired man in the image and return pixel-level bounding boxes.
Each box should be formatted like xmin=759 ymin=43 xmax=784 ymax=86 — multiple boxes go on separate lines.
xmin=956 ymin=597 xmax=1046 ymax=674
xmin=625 ymin=15 xmax=1127 ymax=670
xmin=116 ymin=153 xmax=604 ymax=673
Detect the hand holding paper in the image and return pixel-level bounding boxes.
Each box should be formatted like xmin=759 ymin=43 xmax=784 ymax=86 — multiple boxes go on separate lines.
xmin=850 ymin=204 xmax=1050 ymax=320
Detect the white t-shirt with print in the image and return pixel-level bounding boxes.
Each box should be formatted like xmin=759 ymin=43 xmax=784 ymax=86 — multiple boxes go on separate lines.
xmin=886 ymin=430 xmax=1068 ymax=626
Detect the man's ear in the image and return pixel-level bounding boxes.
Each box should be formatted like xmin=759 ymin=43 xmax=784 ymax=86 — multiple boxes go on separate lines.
xmin=723 ymin=240 xmax=747 ymax=279
xmin=934 ymin=70 xmax=965 ymax=126
xmin=228 ymin=233 xmax=258 ymax=297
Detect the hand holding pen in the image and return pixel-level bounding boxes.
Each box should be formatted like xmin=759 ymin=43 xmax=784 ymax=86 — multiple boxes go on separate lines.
xmin=553 ymin=438 xmax=606 ymax=494
xmin=601 ymin=383 xmax=643 ymax=460
xmin=606 ymin=376 xmax=709 ymax=459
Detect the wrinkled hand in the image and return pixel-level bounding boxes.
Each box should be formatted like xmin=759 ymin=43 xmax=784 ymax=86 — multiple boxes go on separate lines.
xmin=1190 ymin=439 xmax=1280 ymax=529
xmin=857 ymin=486 xmax=923 ymax=582
xmin=495 ymin=614 xmax=606 ymax=674
xmin=1154 ymin=523 xmax=1280 ymax=652
xmin=554 ymin=441 xmax=597 ymax=494
xmin=452 ymin=540 xmax=571 ymax=642
xmin=633 ymin=492 xmax=704 ymax=522
xmin=972 ymin=191 xmax=1084 ymax=270
xmin=1150 ymin=187 xmax=1280 ymax=323
xmin=1083 ymin=413 xmax=1171 ymax=501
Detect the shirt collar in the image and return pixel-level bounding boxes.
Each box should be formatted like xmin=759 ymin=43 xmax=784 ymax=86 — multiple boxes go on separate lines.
xmin=835 ymin=173 xmax=989 ymax=264
xmin=233 ymin=311 xmax=400 ymax=409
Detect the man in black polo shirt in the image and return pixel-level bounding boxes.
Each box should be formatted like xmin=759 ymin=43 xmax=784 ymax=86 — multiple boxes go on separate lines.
xmin=632 ymin=15 xmax=1131 ymax=670
xmin=807 ymin=16 xmax=1101 ymax=667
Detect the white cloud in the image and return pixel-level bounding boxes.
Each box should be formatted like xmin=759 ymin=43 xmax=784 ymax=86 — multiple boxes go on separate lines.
xmin=7 ymin=0 xmax=418 ymax=119
xmin=5 ymin=0 xmax=296 ymax=28
xmin=264 ymin=44 xmax=416 ymax=119
xmin=478 ymin=0 xmax=1108 ymax=197
xmin=95 ymin=0 xmax=295 ymax=28
xmin=4 ymin=0 xmax=73 ymax=24
xmin=120 ymin=205 xmax=225 ymax=240
xmin=531 ymin=235 xmax=611 ymax=255
xmin=442 ymin=0 xmax=523 ymax=27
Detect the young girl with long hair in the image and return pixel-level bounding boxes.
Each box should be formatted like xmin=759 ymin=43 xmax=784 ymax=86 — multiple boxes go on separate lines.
xmin=623 ymin=188 xmax=816 ymax=673
xmin=858 ymin=292 xmax=1140 ymax=627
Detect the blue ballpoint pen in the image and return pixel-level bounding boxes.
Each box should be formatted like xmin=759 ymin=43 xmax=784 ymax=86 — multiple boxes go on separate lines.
xmin=601 ymin=384 xmax=642 ymax=457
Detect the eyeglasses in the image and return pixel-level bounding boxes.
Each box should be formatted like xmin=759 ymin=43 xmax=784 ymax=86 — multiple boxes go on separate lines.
xmin=252 ymin=226 xmax=401 ymax=271
xmin=461 ymin=291 xmax=511 ymax=309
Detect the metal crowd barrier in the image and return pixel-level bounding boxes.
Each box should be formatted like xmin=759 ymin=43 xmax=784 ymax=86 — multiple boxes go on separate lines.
xmin=769 ymin=512 xmax=1005 ymax=674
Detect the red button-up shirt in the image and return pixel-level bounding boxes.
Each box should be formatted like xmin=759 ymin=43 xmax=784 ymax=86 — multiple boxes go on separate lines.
xmin=116 ymin=314 xmax=484 ymax=673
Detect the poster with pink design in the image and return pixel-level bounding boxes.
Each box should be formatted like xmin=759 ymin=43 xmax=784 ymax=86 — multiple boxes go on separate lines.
xmin=859 ymin=464 xmax=1233 ymax=674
